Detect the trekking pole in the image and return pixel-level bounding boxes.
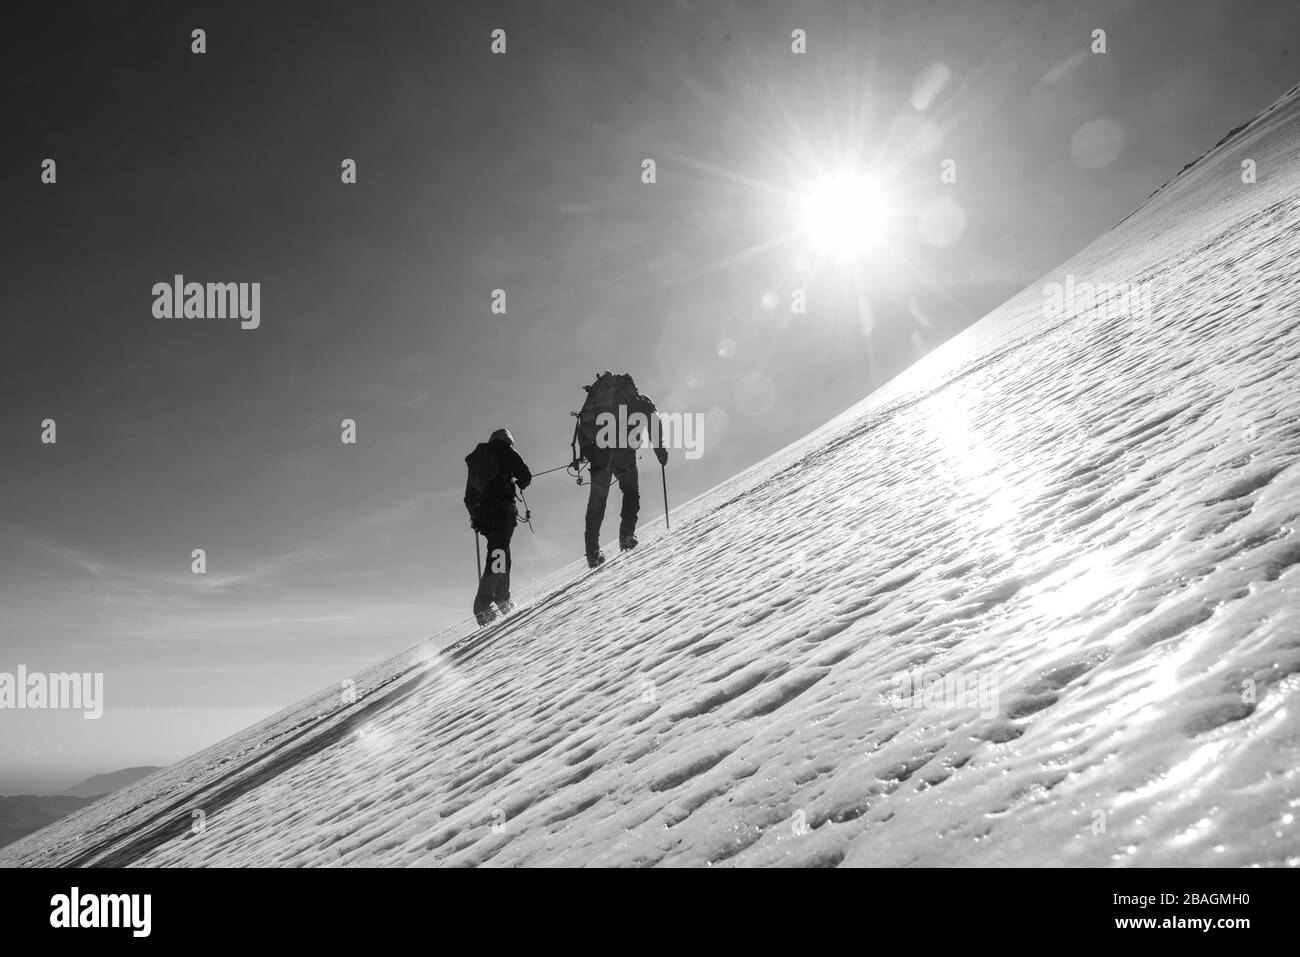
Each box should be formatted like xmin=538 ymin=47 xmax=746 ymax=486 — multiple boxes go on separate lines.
xmin=474 ymin=530 xmax=482 ymax=582
xmin=661 ymin=461 xmax=670 ymax=531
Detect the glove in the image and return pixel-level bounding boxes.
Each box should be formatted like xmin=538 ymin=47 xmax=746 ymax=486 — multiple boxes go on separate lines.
xmin=655 ymin=446 xmax=668 ymax=466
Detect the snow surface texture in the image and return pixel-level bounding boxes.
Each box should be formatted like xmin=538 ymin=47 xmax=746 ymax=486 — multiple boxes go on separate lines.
xmin=7 ymin=88 xmax=1300 ymax=869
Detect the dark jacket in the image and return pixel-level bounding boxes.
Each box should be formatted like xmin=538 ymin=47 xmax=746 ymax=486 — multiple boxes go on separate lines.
xmin=583 ymin=391 xmax=663 ymax=473
xmin=464 ymin=439 xmax=532 ymax=519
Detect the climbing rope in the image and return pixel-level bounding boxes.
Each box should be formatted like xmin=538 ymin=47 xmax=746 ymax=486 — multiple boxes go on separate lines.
xmin=531 ymin=460 xmax=590 ymax=484
xmin=532 ymin=463 xmax=572 ymax=477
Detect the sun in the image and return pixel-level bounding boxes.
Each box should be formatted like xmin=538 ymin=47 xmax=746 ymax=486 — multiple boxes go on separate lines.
xmin=796 ymin=172 xmax=896 ymax=262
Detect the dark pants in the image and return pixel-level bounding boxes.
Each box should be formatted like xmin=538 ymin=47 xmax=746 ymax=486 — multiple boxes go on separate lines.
xmin=584 ymin=464 xmax=639 ymax=555
xmin=473 ymin=505 xmax=516 ymax=615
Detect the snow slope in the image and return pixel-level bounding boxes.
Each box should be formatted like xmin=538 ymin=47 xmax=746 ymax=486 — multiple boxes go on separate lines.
xmin=6 ymin=88 xmax=1300 ymax=869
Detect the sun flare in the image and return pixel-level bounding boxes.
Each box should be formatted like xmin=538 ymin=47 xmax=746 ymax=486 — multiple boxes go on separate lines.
xmin=796 ymin=172 xmax=896 ymax=261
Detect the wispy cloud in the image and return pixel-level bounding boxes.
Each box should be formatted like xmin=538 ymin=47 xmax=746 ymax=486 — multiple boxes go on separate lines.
xmin=18 ymin=536 xmax=334 ymax=600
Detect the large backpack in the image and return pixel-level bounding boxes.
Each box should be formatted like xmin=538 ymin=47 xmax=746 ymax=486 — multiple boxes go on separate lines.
xmin=574 ymin=371 xmax=639 ymax=460
xmin=465 ymin=443 xmax=515 ymax=505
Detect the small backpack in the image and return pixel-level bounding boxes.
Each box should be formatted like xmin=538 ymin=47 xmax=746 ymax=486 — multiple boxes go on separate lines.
xmin=575 ymin=371 xmax=639 ymax=458
xmin=465 ymin=443 xmax=514 ymax=504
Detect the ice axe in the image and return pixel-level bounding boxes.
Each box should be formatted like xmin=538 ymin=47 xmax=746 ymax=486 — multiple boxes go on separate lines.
xmin=518 ymin=490 xmax=534 ymax=533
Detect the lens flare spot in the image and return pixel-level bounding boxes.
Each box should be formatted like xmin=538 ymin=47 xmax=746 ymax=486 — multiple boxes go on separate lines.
xmin=1071 ymin=118 xmax=1124 ymax=169
xmin=910 ymin=62 xmax=951 ymax=111
xmin=918 ymin=196 xmax=966 ymax=248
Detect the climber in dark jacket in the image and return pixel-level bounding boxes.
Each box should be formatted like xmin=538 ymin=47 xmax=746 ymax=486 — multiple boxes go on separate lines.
xmin=464 ymin=428 xmax=532 ymax=626
xmin=579 ymin=381 xmax=667 ymax=567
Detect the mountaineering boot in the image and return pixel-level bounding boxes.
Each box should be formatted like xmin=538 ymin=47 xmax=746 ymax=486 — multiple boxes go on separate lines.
xmin=497 ymin=599 xmax=515 ymax=616
xmin=475 ymin=607 xmax=498 ymax=628
xmin=619 ymin=534 xmax=638 ymax=551
xmin=587 ymin=550 xmax=606 ymax=569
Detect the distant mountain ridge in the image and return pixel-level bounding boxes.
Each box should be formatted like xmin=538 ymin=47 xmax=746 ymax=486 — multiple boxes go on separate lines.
xmin=0 ymin=766 xmax=163 ymax=849
xmin=62 ymin=766 xmax=163 ymax=799
xmin=0 ymin=795 xmax=97 ymax=849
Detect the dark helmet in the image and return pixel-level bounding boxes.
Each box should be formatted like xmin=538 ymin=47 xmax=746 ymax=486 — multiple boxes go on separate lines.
xmin=490 ymin=428 xmax=514 ymax=446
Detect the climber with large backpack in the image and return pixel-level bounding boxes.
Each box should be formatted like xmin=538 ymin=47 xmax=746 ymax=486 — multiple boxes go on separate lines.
xmin=570 ymin=372 xmax=668 ymax=568
xmin=464 ymin=428 xmax=532 ymax=626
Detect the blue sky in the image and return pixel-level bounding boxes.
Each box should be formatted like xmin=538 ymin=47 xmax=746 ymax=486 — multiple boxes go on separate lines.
xmin=3 ymin=0 xmax=1299 ymax=791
